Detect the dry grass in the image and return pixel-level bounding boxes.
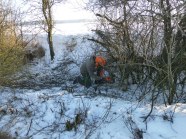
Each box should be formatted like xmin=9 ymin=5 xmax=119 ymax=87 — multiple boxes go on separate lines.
xmin=0 ymin=9 xmax=26 ymax=86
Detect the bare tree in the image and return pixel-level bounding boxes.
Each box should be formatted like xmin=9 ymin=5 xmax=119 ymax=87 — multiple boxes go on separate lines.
xmin=42 ymin=0 xmax=54 ymax=60
xmin=24 ymin=0 xmax=65 ymax=61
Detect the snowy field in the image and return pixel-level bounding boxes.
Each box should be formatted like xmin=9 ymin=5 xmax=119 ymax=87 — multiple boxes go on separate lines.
xmin=1 ymin=22 xmax=186 ymax=139
xmin=1 ymin=87 xmax=186 ymax=139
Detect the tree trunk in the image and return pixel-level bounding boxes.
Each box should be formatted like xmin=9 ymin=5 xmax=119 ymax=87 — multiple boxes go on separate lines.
xmin=42 ymin=0 xmax=55 ymax=61
xmin=48 ymin=31 xmax=54 ymax=60
xmin=160 ymin=0 xmax=175 ymax=104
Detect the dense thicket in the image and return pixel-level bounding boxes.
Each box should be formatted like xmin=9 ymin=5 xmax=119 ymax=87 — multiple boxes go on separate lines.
xmin=87 ymin=0 xmax=186 ymax=104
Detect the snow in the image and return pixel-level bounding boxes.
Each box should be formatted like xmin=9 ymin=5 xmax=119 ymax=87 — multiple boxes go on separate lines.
xmin=1 ymin=85 xmax=186 ymax=139
xmin=1 ymin=12 xmax=186 ymax=139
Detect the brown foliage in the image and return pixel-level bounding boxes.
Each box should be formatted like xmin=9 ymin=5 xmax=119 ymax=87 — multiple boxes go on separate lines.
xmin=0 ymin=132 xmax=14 ymax=139
xmin=24 ymin=42 xmax=45 ymax=63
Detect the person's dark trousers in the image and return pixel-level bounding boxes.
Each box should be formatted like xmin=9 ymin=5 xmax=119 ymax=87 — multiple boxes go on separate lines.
xmin=97 ymin=66 xmax=103 ymax=76
xmin=83 ymin=75 xmax=92 ymax=88
xmin=73 ymin=75 xmax=92 ymax=88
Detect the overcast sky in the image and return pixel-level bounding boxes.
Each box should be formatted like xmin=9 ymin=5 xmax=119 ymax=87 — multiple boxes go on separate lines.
xmin=14 ymin=0 xmax=95 ymax=21
xmin=54 ymin=0 xmax=95 ymax=20
xmin=13 ymin=0 xmax=96 ymax=34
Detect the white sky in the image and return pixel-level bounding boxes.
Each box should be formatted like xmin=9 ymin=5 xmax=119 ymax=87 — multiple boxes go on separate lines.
xmin=14 ymin=0 xmax=96 ymax=35
xmin=53 ymin=0 xmax=95 ymax=20
xmin=14 ymin=0 xmax=95 ymax=20
xmin=52 ymin=0 xmax=96 ymax=34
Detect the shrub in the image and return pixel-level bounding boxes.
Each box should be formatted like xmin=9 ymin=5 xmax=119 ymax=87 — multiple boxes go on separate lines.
xmin=24 ymin=41 xmax=45 ymax=63
xmin=0 ymin=1 xmax=25 ymax=86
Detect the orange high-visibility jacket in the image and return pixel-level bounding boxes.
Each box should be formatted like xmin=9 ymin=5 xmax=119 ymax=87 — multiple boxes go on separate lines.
xmin=80 ymin=55 xmax=106 ymax=81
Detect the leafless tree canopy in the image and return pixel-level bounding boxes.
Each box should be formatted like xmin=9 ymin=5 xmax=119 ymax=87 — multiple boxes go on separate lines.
xmin=86 ymin=0 xmax=186 ymax=104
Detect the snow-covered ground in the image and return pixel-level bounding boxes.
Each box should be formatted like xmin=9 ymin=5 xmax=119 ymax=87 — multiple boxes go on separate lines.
xmin=1 ymin=85 xmax=186 ymax=139
xmin=1 ymin=23 xmax=186 ymax=139
xmin=1 ymin=86 xmax=186 ymax=139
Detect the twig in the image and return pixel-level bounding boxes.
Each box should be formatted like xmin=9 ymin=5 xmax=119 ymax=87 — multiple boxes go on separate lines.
xmin=26 ymin=118 xmax=33 ymax=136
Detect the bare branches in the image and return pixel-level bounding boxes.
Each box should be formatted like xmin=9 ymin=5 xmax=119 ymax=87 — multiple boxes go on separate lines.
xmin=86 ymin=0 xmax=186 ymax=105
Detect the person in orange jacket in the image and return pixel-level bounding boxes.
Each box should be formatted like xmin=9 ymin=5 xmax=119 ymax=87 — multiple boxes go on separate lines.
xmin=74 ymin=55 xmax=112 ymax=88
